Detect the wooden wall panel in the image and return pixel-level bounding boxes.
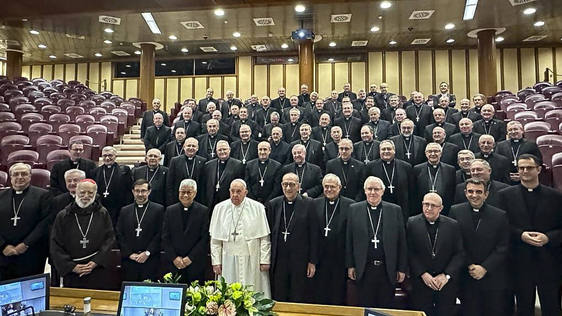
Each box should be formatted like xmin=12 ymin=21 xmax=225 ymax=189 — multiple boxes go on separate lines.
xmin=238 ymin=56 xmax=252 ymax=100
xmin=368 ymin=52 xmax=383 ymax=85
xmin=209 ymin=77 xmax=222 ymax=98
xmin=21 ymin=65 xmax=31 ymax=79
xmin=180 ymin=78 xmax=193 ymax=102
xmin=194 ymin=77 xmax=207 ymax=100
xmin=224 ymin=76 xmax=237 ymax=98
xmin=166 ymin=78 xmax=179 ymax=108
xmin=269 ymin=65 xmax=283 ymax=97
xmin=112 ymin=80 xmax=124 ymax=98
xmin=125 ymin=79 xmax=138 ymax=99
xmin=503 ymin=48 xmax=519 ymax=93
xmin=285 ymin=64 xmax=299 ymax=97
xmin=334 ymin=63 xmax=349 ymax=93
xmin=42 ymin=65 xmax=53 ymax=81
xmin=451 ymin=50 xmax=467 ymax=99
xmin=496 ymin=49 xmax=502 ymax=90
xmin=88 ymin=63 xmax=100 ymax=93
xmin=434 ymin=50 xmax=449 ymax=94
xmin=317 ymin=63 xmax=332 ymax=98
xmin=520 ymin=48 xmax=536 ymax=89
xmin=100 ymin=62 xmax=112 ymax=92
xmin=351 ymin=62 xmax=366 ymax=92
xmin=469 ymin=49 xmax=479 ymax=96
xmin=77 ymin=63 xmax=88 ymax=83
xmin=65 ymin=64 xmax=76 ymax=82
xmin=385 ymin=51 xmax=399 ymax=95
xmin=401 ymin=51 xmax=415 ymax=97
xmin=154 ymin=78 xmax=165 ymax=110
xmin=538 ymin=48 xmax=553 ymax=82
xmin=54 ymin=64 xmax=64 ymax=80
xmin=556 ymin=48 xmax=562 ymax=82
xmin=31 ymin=65 xmax=42 ymax=79
xmin=418 ymin=50 xmax=433 ymax=97
xmin=253 ymin=65 xmax=268 ymax=97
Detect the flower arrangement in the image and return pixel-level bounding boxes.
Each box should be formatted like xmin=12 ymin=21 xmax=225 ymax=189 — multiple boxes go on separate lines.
xmin=160 ymin=273 xmax=276 ymax=316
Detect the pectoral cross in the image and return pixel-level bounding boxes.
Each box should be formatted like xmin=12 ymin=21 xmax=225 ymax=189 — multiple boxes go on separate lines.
xmin=364 ymin=159 xmax=370 ymax=164
xmin=512 ymin=160 xmax=517 ymax=166
xmin=80 ymin=237 xmax=89 ymax=249
xmin=135 ymin=226 xmax=143 ymax=237
xmin=11 ymin=215 xmax=21 ymax=227
xmin=215 ymin=183 xmax=220 ymax=191
xmin=388 ymin=184 xmax=395 ymax=194
xmin=371 ymin=236 xmax=380 ymax=249
xmin=231 ymin=231 xmax=240 ymax=241
xmin=282 ymin=230 xmax=290 ymax=242
xmin=103 ymin=191 xmax=110 ymax=198
xmin=323 ymin=226 xmax=331 ymax=237
xmin=416 ymin=116 xmax=420 ymax=122
xmin=259 ymin=179 xmax=265 ymax=187
xmin=242 ymin=159 xmax=246 ymax=164
xmin=346 ymin=134 xmax=350 ymax=138
xmin=211 ymin=152 xmax=215 ymax=158
xmin=429 ymin=188 xmax=437 ymax=193
xmin=406 ymin=152 xmax=412 ymax=159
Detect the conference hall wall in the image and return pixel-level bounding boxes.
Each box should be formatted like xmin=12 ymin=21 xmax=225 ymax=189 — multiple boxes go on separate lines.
xmin=20 ymin=47 xmax=562 ymax=112
xmin=0 ymin=61 xmax=5 ymax=76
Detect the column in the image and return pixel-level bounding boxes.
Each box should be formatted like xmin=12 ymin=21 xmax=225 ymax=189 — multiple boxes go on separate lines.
xmin=139 ymin=43 xmax=155 ymax=109
xmin=477 ymin=29 xmax=498 ymax=97
xmin=298 ymin=39 xmax=314 ymax=91
xmin=6 ymin=49 xmax=23 ymax=79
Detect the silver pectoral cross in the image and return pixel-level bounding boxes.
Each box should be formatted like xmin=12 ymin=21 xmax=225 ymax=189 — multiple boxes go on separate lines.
xmin=512 ymin=160 xmax=517 ymax=166
xmin=11 ymin=215 xmax=21 ymax=226
xmin=103 ymin=191 xmax=109 ymax=198
xmin=211 ymin=152 xmax=215 ymax=158
xmin=242 ymin=159 xmax=246 ymax=164
xmin=259 ymin=179 xmax=265 ymax=187
xmin=388 ymin=184 xmax=395 ymax=194
xmin=231 ymin=231 xmax=240 ymax=241
xmin=282 ymin=230 xmax=290 ymax=242
xmin=80 ymin=237 xmax=89 ymax=249
xmin=371 ymin=236 xmax=380 ymax=249
xmin=364 ymin=159 xmax=369 ymax=164
xmin=323 ymin=226 xmax=331 ymax=237
xmin=215 ymin=183 xmax=220 ymax=191
xmin=135 ymin=226 xmax=143 ymax=237
xmin=406 ymin=152 xmax=412 ymax=159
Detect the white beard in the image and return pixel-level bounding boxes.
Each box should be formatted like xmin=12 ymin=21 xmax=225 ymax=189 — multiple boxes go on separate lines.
xmin=75 ymin=195 xmax=95 ymax=208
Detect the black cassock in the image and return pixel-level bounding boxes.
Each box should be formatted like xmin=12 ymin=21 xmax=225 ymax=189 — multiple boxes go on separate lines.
xmin=269 ymin=140 xmax=291 ymax=165
xmin=473 ymin=119 xmax=507 ymax=142
xmin=244 ymin=158 xmax=282 ymax=203
xmin=91 ymin=163 xmax=133 ymax=224
xmin=405 ymin=104 xmax=433 ymax=137
xmin=132 ymin=165 xmax=168 ymax=206
xmin=162 ymin=202 xmax=209 ymax=284
xmin=266 ymin=195 xmax=318 ymax=303
xmin=312 ymin=196 xmax=354 ymax=305
xmin=413 ymin=162 xmax=456 ymax=214
xmin=439 ymin=142 xmax=460 ymax=168
xmin=166 ymin=154 xmax=206 ymax=205
xmin=50 ymin=201 xmax=116 ymax=290
xmin=0 ymin=186 xmax=50 ymax=281
xmin=49 ymin=158 xmax=97 ymax=196
xmin=311 ymin=126 xmax=333 ymax=147
xmin=390 ymin=134 xmax=427 ymax=167
xmin=48 ymin=192 xmax=75 ymax=286
xmin=140 ymin=110 xmax=170 ymax=139
xmin=230 ymin=140 xmax=259 ymax=165
xmin=288 ymin=139 xmax=324 ymax=169
xmin=143 ymin=125 xmax=171 ymax=152
xmin=495 ymin=138 xmax=542 ymax=175
xmin=449 ymin=132 xmax=482 ymax=154
xmin=325 ymin=157 xmax=364 ymax=201
xmin=323 ymin=142 xmax=339 ymax=162
xmin=173 ymin=119 xmax=201 ymax=139
xmin=334 ymin=116 xmax=362 ymax=143
xmin=117 ymin=202 xmax=164 ymax=281
xmin=278 ymin=162 xmax=323 ymax=198
xmin=474 ymin=152 xmax=511 ymax=183
xmin=196 ymin=133 xmax=229 ymax=160
xmin=453 ymin=180 xmax=510 ymax=209
xmin=353 ymin=140 xmax=381 ymax=164
xmin=281 ymin=122 xmax=303 ymax=143
xmin=163 ymin=140 xmax=184 ymax=167
xmin=202 ymin=158 xmax=245 ymax=208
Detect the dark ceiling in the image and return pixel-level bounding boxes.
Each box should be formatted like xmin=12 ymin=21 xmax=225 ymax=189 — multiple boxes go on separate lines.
xmin=1 ymin=0 xmax=561 ymax=63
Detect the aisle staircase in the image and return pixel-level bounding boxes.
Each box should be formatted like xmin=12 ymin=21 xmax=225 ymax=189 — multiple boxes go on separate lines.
xmin=100 ymin=119 xmax=147 ymax=167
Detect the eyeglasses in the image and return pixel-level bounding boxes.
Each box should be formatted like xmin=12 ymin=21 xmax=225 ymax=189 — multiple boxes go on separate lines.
xmin=365 ymin=187 xmax=383 ymax=192
xmin=179 ymin=190 xmax=195 ymax=195
xmin=281 ymin=182 xmax=297 ymax=188
xmin=422 ymin=202 xmax=441 ymax=209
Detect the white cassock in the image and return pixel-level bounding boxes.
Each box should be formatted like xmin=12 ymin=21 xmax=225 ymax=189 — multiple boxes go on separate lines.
xmin=210 ymin=197 xmax=271 ymax=298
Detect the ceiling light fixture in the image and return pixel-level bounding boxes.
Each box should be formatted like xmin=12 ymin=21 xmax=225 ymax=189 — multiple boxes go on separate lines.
xmin=94 ymin=53 xmax=102 ymax=57
xmin=446 ymin=38 xmax=455 ymax=43
xmin=134 ymin=50 xmax=141 ymax=55
xmin=171 ymin=70 xmax=177 ymax=73
xmin=380 ymin=1 xmax=392 ymax=9
xmin=141 ymin=12 xmax=161 ymax=34
xmin=534 ymin=20 xmax=545 ymax=27
xmin=288 ymin=58 xmax=294 ymax=62
xmin=295 ymin=4 xmax=306 ymax=13
xmin=49 ymin=55 xmax=56 ymax=59
xmin=232 ymin=31 xmax=241 ymax=37
xmin=463 ymin=0 xmax=478 ymax=20
xmin=523 ymin=7 xmax=536 ymax=15
xmin=126 ymin=64 xmax=131 ymax=68
xmin=214 ymin=8 xmax=225 ymax=16
xmin=329 ymin=41 xmax=336 ymax=47
xmin=38 ymin=44 xmax=47 ymax=49
xmin=230 ymin=45 xmax=237 ymax=51
xmin=29 ymin=30 xmax=39 ymax=35
xmin=121 ymin=72 xmax=126 ymax=75
xmin=281 ymin=43 xmax=289 ymax=49
xmin=161 ymin=63 xmax=166 ymax=66
xmin=370 ymin=26 xmax=380 ymax=32
xmin=445 ymin=23 xmax=455 ymax=30
xmin=181 ymin=48 xmax=189 ymax=53
xmin=495 ymin=36 xmax=504 ymax=42
xmin=104 ymin=28 xmax=114 ymax=33
xmin=168 ymin=35 xmax=178 ymax=40
xmin=104 ymin=40 xmax=112 ymax=44
xmin=202 ymin=61 xmax=208 ymax=64
xmin=389 ymin=40 xmax=397 ymax=45
xmin=328 ymin=58 xmax=334 ymax=62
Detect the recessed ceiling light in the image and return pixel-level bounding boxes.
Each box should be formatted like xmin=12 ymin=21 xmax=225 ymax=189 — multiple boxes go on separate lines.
xmin=202 ymin=61 xmax=208 ymax=64
xmin=161 ymin=63 xmax=166 ymax=66
xmin=534 ymin=20 xmax=544 ymax=27
xmin=134 ymin=50 xmax=141 ymax=55
xmin=281 ymin=43 xmax=289 ymax=49
xmin=214 ymin=8 xmax=225 ymax=16
xmin=181 ymin=47 xmax=189 ymax=53
xmin=168 ymin=35 xmax=178 ymax=40
xmin=380 ymin=1 xmax=392 ymax=9
xmin=288 ymin=58 xmax=294 ymax=62
xmin=171 ymin=70 xmax=177 ymax=73
xmin=104 ymin=28 xmax=114 ymax=33
xmin=370 ymin=26 xmax=380 ymax=32
xmin=104 ymin=40 xmax=112 ymax=44
xmin=230 ymin=45 xmax=237 ymax=51
xmin=329 ymin=41 xmax=336 ymax=47
xmin=125 ymin=64 xmax=131 ymax=68
xmin=295 ymin=4 xmax=306 ymax=13
xmin=121 ymin=72 xmax=126 ymax=75
xmin=94 ymin=53 xmax=102 ymax=57
xmin=445 ymin=23 xmax=455 ymax=30
xmin=29 ymin=30 xmax=39 ymax=35
xmin=49 ymin=55 xmax=56 ymax=59
xmin=446 ymin=38 xmax=455 ymax=43
xmin=232 ymin=31 xmax=241 ymax=37
xmin=523 ymin=7 xmax=536 ymax=15
xmin=389 ymin=40 xmax=397 ymax=45
xmin=21 ymin=18 xmax=28 ymax=22
xmin=463 ymin=0 xmax=478 ymax=20
xmin=141 ymin=12 xmax=161 ymax=34
xmin=328 ymin=58 xmax=334 ymax=62
xmin=496 ymin=36 xmax=504 ymax=42
xmin=38 ymin=44 xmax=47 ymax=49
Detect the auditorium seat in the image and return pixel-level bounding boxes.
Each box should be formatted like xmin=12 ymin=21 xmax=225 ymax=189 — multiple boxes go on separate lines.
xmin=49 ymin=92 xmax=66 ymax=102
xmin=7 ymin=150 xmax=40 ymax=167
xmin=40 ymin=104 xmax=62 ymax=119
xmin=119 ymin=103 xmax=136 ymax=126
xmin=111 ymin=108 xmax=128 ymax=128
xmin=46 ymin=149 xmax=71 ymax=170
xmin=101 ymin=101 xmax=116 ymax=112
xmin=65 ymin=105 xmax=85 ymax=120
xmin=525 ymin=94 xmax=546 ymax=110
xmin=27 ymin=90 xmax=46 ymax=103
xmin=547 ymin=110 xmax=562 ymax=132
xmin=552 ymin=153 xmax=562 ymax=192
xmin=0 ymin=170 xmax=7 ymax=187
xmin=551 ymin=92 xmax=562 ymax=108
xmin=79 ymin=100 xmax=96 ymax=110
xmin=533 ymin=101 xmax=557 ymax=118
xmin=58 ymin=123 xmax=81 ymax=146
xmin=506 ymin=103 xmax=527 ymax=120
xmin=16 ymin=81 xmax=32 ymax=91
xmin=48 ymin=113 xmax=71 ymax=130
xmin=533 ymin=82 xmax=552 ymax=93
xmin=37 ymin=135 xmax=64 ymax=164
xmin=28 ymin=122 xmax=53 ymax=146
xmin=542 ymin=86 xmax=562 ymax=99
xmin=0 ymin=121 xmax=23 ymax=139
xmin=70 ymin=93 xmax=87 ymax=102
xmin=0 ymin=83 xmax=18 ymax=95
xmin=30 ymin=168 xmax=51 ymax=188
xmin=499 ymin=98 xmax=521 ymax=112
xmin=33 ymin=97 xmax=53 ymax=109
xmin=91 ymin=94 xmax=106 ymax=105
xmin=514 ymin=111 xmax=539 ymax=126
xmin=21 ymin=112 xmax=45 ymax=132
xmin=0 ymin=111 xmax=15 ymax=122
xmin=57 ymin=98 xmax=75 ymax=110
xmin=524 ymin=121 xmax=552 ymax=141
xmin=0 ymin=135 xmax=31 ymax=165
xmin=100 ymin=115 xmax=119 ymax=143
xmin=100 ymin=91 xmax=113 ymax=99
xmin=22 ymin=85 xmax=38 ymax=97
xmin=89 ymin=107 xmax=107 ymax=121
xmin=537 ymin=135 xmax=562 ymax=168
xmin=0 ymin=103 xmax=9 ymax=112
xmin=69 ymin=135 xmax=95 ymax=160
xmin=110 ymin=95 xmax=123 ymax=106
xmin=86 ymin=124 xmax=108 ymax=149
xmin=4 ymin=89 xmax=24 ymax=103
xmin=75 ymin=114 xmax=95 ymax=131
xmin=14 ymin=103 xmax=37 ymax=120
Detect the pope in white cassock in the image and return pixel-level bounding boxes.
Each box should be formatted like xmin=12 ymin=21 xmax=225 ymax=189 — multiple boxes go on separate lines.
xmin=210 ymin=179 xmax=272 ymax=298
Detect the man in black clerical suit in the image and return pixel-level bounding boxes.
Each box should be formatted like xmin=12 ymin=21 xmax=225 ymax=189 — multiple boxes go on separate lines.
xmin=140 ymin=98 xmax=170 ymax=139
xmin=311 ymin=174 xmax=355 ymax=305
xmin=498 ymin=154 xmax=562 ymax=316
xmin=263 ymin=112 xmax=282 ymax=139
xmin=298 ymin=84 xmax=310 ymax=106
xmin=449 ymin=178 xmax=510 ymax=316
xmin=423 ymin=108 xmax=457 ymax=142
xmin=381 ymin=94 xmax=400 ymax=122
xmin=451 ymin=98 xmax=481 ymax=127
xmin=163 ymin=127 xmax=185 ymax=167
xmin=390 ymin=119 xmax=427 ymax=167
xmin=334 ymin=101 xmax=362 ymax=143
xmin=407 ymin=193 xmax=465 ymax=316
xmin=117 ymin=179 xmax=164 ymax=282
xmin=432 ymin=82 xmax=456 ymax=108
xmin=282 ymin=95 xmax=311 ymax=125
xmin=50 ymin=179 xmax=116 ymax=289
xmin=269 ymin=126 xmax=291 ymax=165
xmin=197 ymin=88 xmax=218 ymax=113
xmin=230 ymin=124 xmax=258 ymax=165
xmin=132 ymin=149 xmax=168 ymax=206
xmin=326 ymin=139 xmax=364 ymax=201
xmin=91 ymin=146 xmax=133 ymax=224
xmin=337 ymin=83 xmax=357 ymax=102
xmin=289 ymin=124 xmax=324 ymax=168
xmin=255 ymin=96 xmax=276 ymax=137
xmin=353 ymin=125 xmax=381 ymax=164
xmin=324 ymin=90 xmax=342 ymax=116
xmin=162 ymin=181 xmax=210 ymax=284
xmin=271 ymin=87 xmax=289 ymax=111
xmin=197 ymin=119 xmax=228 ymax=160
xmin=166 ymin=137 xmax=206 ymax=205
xmin=346 ymin=176 xmax=407 ymax=308
xmin=143 ymin=112 xmax=171 ymax=152
xmin=366 ymin=107 xmax=391 ymax=141
xmin=388 ymin=108 xmax=409 ymax=137
xmin=230 ymin=107 xmax=259 ymax=141
xmin=473 ymin=104 xmax=507 ymax=142
xmin=277 ymin=144 xmax=323 ymax=198
xmin=224 ymin=90 xmax=243 ymax=116
xmin=202 ymin=140 xmax=245 ymax=208
xmin=311 ymin=113 xmax=333 ymax=147
xmin=50 ymin=140 xmax=97 ymax=196
xmin=245 ymin=142 xmax=282 ymax=203
xmin=413 ymin=143 xmax=456 ymax=215
xmin=405 ymin=92 xmax=433 ymax=137
xmin=375 ymin=83 xmax=394 ymax=110
xmin=363 ymin=140 xmax=413 ymax=222
xmin=431 ymin=127 xmax=460 ymax=167
xmin=470 ymin=94 xmax=485 ymax=116
xmin=449 ymin=118 xmax=481 ymax=154
xmin=281 ymin=107 xmax=303 ymax=143
xmin=475 ymin=134 xmax=511 ymax=183
xmin=324 ymin=126 xmax=342 ymax=162
xmin=454 ymin=159 xmax=509 ymax=208
xmin=456 ymin=150 xmax=474 ymax=184
xmin=495 ymin=121 xmax=542 ymax=183
xmin=310 ymin=98 xmax=331 ymax=128
xmin=173 ymin=106 xmax=201 ymax=138
xmin=433 ymin=95 xmax=458 ymax=125
xmin=266 ymin=173 xmax=318 ymax=303
xmin=0 ymin=163 xmax=50 ymax=281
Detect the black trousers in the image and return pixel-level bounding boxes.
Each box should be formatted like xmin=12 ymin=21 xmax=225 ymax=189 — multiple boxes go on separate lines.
xmin=411 ymin=277 xmax=458 ymax=316
xmin=121 ymin=256 xmax=161 ymax=282
xmin=312 ymin=260 xmax=347 ymax=305
xmin=354 ymin=262 xmax=395 ymax=308
xmin=271 ymin=257 xmax=310 ymax=303
xmin=461 ymin=279 xmax=509 ymax=316
xmin=514 ymin=280 xmax=561 ymax=316
xmin=0 ymin=251 xmax=46 ymax=282
xmin=63 ymin=267 xmax=114 ymax=290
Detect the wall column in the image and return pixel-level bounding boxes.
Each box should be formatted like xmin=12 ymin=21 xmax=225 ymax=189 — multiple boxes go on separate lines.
xmin=477 ymin=29 xmax=498 ymax=97
xmin=298 ymin=39 xmax=314 ymax=91
xmin=139 ymin=43 xmax=155 ymax=109
xmin=6 ymin=49 xmax=23 ymax=79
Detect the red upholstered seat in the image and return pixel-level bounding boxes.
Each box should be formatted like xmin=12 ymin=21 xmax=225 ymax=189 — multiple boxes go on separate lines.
xmin=545 ymin=109 xmax=562 ymax=132
xmin=22 ymin=85 xmax=39 ymax=97
xmin=87 ymin=124 xmax=108 ymax=149
xmin=542 ymin=86 xmax=562 ymax=99
xmin=27 ymin=90 xmax=46 ymax=103
xmin=533 ymin=82 xmax=552 ymax=93
xmin=37 ymin=135 xmax=64 ymax=164
xmin=0 ymin=121 xmax=23 ymax=139
xmin=20 ymin=112 xmax=45 ymax=132
xmin=17 ymin=81 xmax=33 ymax=90
xmin=524 ymin=121 xmax=552 ymax=142
xmin=58 ymin=123 xmax=81 ymax=146
xmin=91 ymin=94 xmax=106 ymax=105
xmin=56 ymin=98 xmax=76 ymax=110
xmin=551 ymin=92 xmax=562 ymax=108
xmin=110 ymin=96 xmax=123 ymax=106
xmin=552 ymin=153 xmax=562 ymax=192
xmin=4 ymin=90 xmax=24 ymax=102
xmin=75 ymin=114 xmax=96 ymax=131
xmin=514 ymin=110 xmax=539 ymax=126
xmin=499 ymin=98 xmax=521 ymax=112
xmin=7 ymin=150 xmax=39 ymax=167
xmin=100 ymin=91 xmax=113 ymax=99
xmin=48 ymin=113 xmax=71 ymax=130
xmin=0 ymin=170 xmax=7 ymax=187
xmin=537 ymin=135 xmax=562 ymax=168
xmin=0 ymin=111 xmax=15 ymax=122
xmin=33 ymin=97 xmax=53 ymax=109
xmin=28 ymin=122 xmax=52 ymax=146
xmin=79 ymin=100 xmax=96 ymax=110
xmin=65 ymin=105 xmax=85 ymax=120
xmin=533 ymin=101 xmax=557 ymax=118
xmin=111 ymin=108 xmax=128 ymax=126
xmin=40 ymin=105 xmax=62 ymax=119
xmin=0 ymin=103 xmax=9 ymax=112
xmin=120 ymin=103 xmax=136 ymax=126
xmin=14 ymin=103 xmax=37 ymax=120
xmin=505 ymin=103 xmax=527 ymax=120
xmin=70 ymin=93 xmax=87 ymax=102
xmin=30 ymin=169 xmax=51 ymax=188
xmin=89 ymin=107 xmax=107 ymax=121
xmin=9 ymin=95 xmax=30 ymax=110
xmin=49 ymin=92 xmax=66 ymax=102
xmin=525 ymin=94 xmax=546 ymax=110
xmin=46 ymin=150 xmax=71 ymax=170
xmin=100 ymin=115 xmax=118 ymax=144
xmin=1 ymin=135 xmax=31 ymax=165
xmin=0 ymin=83 xmax=18 ymax=95
xmin=101 ymin=101 xmax=116 ymax=112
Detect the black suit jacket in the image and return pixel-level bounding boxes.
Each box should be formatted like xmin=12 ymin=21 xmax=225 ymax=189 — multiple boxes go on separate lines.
xmin=278 ymin=162 xmax=323 ymax=198
xmin=334 ymin=116 xmax=362 ymax=143
xmin=289 ymin=139 xmax=324 ymax=168
xmin=346 ymin=201 xmax=407 ymax=283
xmin=325 ymin=157 xmax=364 ymax=201
xmin=449 ymin=202 xmax=509 ymax=290
xmin=163 ymin=140 xmax=184 ymax=167
xmin=49 ymin=157 xmax=97 ymax=196
xmin=166 ymin=155 xmax=206 ymax=205
xmin=132 ymin=165 xmax=168 ymax=206
xmin=423 ymin=122 xmax=457 ymax=142
xmin=229 ymin=119 xmax=259 ymax=141
xmin=451 ymin=111 xmax=481 ymax=127
xmin=432 ymin=94 xmax=456 ymax=108
xmin=230 ymin=140 xmax=259 ymax=164
xmin=454 ymin=180 xmax=509 ymax=208
xmin=439 ymin=142 xmax=460 ymax=168
xmin=196 ymin=134 xmax=229 ymax=160
xmin=143 ymin=125 xmax=171 ymax=152
xmin=310 ymin=110 xmax=332 ymax=127
xmin=271 ymin=97 xmax=290 ymax=111
xmin=338 ymin=91 xmax=357 ymax=102
xmin=173 ymin=119 xmax=201 ymax=138
xmin=281 ymin=122 xmax=303 ymax=143
xmin=202 ymin=158 xmax=245 ymax=207
xmin=313 ymin=196 xmax=354 ymax=262
xmin=141 ymin=110 xmax=170 ymax=138
xmin=311 ymin=126 xmax=333 ymax=146
xmin=197 ymin=97 xmax=219 ymax=113
xmin=405 ymin=104 xmax=433 ymax=137
xmin=407 ymin=214 xmax=465 ymax=279
xmin=269 ymin=140 xmax=291 ymax=165
xmin=495 ymin=138 xmax=542 ymax=174
xmin=92 ymin=163 xmax=133 ymax=215
xmin=473 ymin=119 xmax=507 ymax=142
xmin=449 ymin=132 xmax=482 ymax=153
xmin=245 ymin=158 xmax=282 ymax=203
xmin=413 ymin=162 xmax=456 ymax=214
xmin=116 ymin=202 xmax=164 ymax=257
xmin=475 ymin=152 xmax=511 ymax=183
xmin=390 ymin=134 xmax=427 ymax=167
xmin=353 ymin=140 xmax=380 ymax=164
xmin=367 ymin=120 xmax=391 ymax=141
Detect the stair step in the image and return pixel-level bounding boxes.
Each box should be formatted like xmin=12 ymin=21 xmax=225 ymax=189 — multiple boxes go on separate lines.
xmin=130 ymin=129 xmax=140 ymax=134
xmin=123 ymin=134 xmax=141 ymax=139
xmin=117 ymin=150 xmax=147 ymax=157
xmin=122 ymin=138 xmax=144 ymax=145
xmin=114 ymin=144 xmax=145 ymax=150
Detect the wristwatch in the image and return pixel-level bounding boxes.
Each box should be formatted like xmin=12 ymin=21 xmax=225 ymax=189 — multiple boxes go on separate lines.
xmin=145 ymin=251 xmax=151 ymax=257
xmin=445 ymin=274 xmax=451 ymax=280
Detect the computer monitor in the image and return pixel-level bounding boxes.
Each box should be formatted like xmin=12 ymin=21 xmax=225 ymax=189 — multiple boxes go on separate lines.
xmin=0 ymin=273 xmax=50 ymax=316
xmin=117 ymin=282 xmax=187 ymax=316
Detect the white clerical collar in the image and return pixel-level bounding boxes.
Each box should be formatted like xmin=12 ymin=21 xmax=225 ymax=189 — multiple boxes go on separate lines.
xmin=220 ymin=160 xmax=227 ymax=164
xmin=473 ymin=208 xmax=479 ymax=212
xmin=512 ymin=139 xmax=520 ymax=143
xmin=428 ymin=221 xmax=436 ymax=225
xmin=431 ymin=163 xmax=439 ymax=168
xmin=187 ymin=156 xmax=193 ymax=160
xmin=15 ymin=190 xmax=23 ymax=194
xmin=149 ymin=168 xmax=156 ymax=172
xmin=342 ymin=160 xmax=349 ymax=165
xmin=297 ymin=164 xmax=304 ymax=168
xmin=385 ymin=160 xmax=392 ymax=164
xmin=106 ymin=164 xmax=113 ymax=168
xmin=260 ymin=160 xmax=267 ymax=164
xmin=287 ymin=201 xmax=294 ymax=205
xmin=137 ymin=204 xmax=144 ymax=208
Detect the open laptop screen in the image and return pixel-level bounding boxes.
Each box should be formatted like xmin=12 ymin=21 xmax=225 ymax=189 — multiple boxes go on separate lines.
xmin=117 ymin=282 xmax=187 ymax=316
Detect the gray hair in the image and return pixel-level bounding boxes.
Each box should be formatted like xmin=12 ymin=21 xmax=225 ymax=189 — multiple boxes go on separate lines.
xmin=230 ymin=178 xmax=247 ymax=189
xmin=179 ymin=179 xmax=197 ymax=191
xmin=9 ymin=163 xmax=31 ymax=176
xmin=64 ymin=169 xmax=86 ymax=180
xmin=102 ymin=146 xmax=117 ymax=154
xmin=322 ymin=173 xmax=341 ymax=186
xmin=364 ymin=176 xmax=386 ymax=191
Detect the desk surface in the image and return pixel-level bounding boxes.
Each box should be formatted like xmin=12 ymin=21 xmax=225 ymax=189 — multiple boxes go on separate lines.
xmin=50 ymin=287 xmax=425 ymax=316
